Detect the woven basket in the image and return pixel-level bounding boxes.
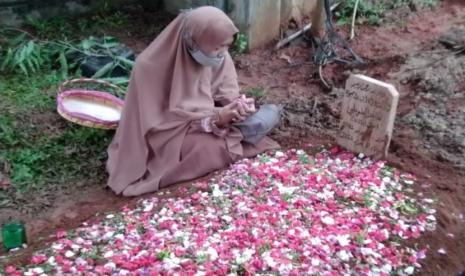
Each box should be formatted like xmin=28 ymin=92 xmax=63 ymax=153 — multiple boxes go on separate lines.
xmin=57 ymin=78 xmax=125 ymax=129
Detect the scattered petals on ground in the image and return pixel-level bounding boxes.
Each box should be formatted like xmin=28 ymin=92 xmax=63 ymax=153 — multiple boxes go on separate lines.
xmin=4 ymin=148 xmax=436 ymax=275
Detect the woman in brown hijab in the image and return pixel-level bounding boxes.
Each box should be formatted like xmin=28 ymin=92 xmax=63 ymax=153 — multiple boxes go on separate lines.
xmin=106 ymin=6 xmax=279 ymax=196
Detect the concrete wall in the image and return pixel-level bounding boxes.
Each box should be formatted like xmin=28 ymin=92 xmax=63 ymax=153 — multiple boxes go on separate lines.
xmin=163 ymin=0 xmax=322 ymax=49
xmin=226 ymin=0 xmax=248 ymax=33
xmin=247 ymin=1 xmax=281 ymax=49
xmin=0 ymin=0 xmax=323 ymax=49
xmin=281 ymin=0 xmax=317 ymax=25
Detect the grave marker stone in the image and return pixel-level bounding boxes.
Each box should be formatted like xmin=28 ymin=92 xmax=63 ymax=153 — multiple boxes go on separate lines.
xmin=336 ymin=74 xmax=399 ymax=159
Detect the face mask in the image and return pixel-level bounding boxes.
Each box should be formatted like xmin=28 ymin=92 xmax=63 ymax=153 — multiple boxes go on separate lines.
xmin=188 ymin=48 xmax=224 ymax=67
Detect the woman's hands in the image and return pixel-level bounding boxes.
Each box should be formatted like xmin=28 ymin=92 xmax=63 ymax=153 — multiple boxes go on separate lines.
xmin=216 ymin=95 xmax=256 ymax=127
xmin=233 ymin=95 xmax=256 ymax=122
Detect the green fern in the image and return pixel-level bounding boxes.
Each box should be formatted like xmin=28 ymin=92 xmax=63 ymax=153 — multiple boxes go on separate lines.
xmin=0 ymin=35 xmax=46 ymax=76
xmin=0 ymin=30 xmax=133 ymax=83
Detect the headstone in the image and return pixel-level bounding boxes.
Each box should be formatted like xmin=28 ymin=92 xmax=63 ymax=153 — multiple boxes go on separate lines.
xmin=336 ymin=74 xmax=399 ymax=159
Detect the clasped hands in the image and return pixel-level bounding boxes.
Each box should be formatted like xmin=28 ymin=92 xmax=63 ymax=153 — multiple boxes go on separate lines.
xmin=216 ymin=95 xmax=256 ymax=127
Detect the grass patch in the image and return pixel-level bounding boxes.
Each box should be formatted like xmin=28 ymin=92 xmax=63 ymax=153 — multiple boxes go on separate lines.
xmin=335 ymin=0 xmax=439 ymax=26
xmin=0 ymin=3 xmax=177 ymax=213
xmin=0 ymin=70 xmax=113 ymax=210
xmin=244 ymin=87 xmax=266 ymax=103
xmin=336 ymin=0 xmax=385 ymax=25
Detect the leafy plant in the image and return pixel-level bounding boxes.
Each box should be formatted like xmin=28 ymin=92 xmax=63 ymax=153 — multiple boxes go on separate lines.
xmin=335 ymin=0 xmax=385 ymax=25
xmin=244 ymin=87 xmax=265 ymax=101
xmin=335 ymin=0 xmax=439 ymax=26
xmin=0 ymin=30 xmax=133 ymax=88
xmin=0 ymin=31 xmax=45 ymax=76
xmin=230 ymin=33 xmax=248 ymax=57
xmin=0 ymin=29 xmax=68 ymax=76
xmin=66 ymin=36 xmax=134 ymax=81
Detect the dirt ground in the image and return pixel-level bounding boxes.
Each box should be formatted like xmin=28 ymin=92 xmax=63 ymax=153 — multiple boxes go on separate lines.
xmin=2 ymin=1 xmax=465 ymax=274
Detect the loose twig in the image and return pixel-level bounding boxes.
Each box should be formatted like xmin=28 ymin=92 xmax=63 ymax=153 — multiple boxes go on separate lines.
xmin=275 ymin=23 xmax=313 ymax=51
xmin=274 ymin=2 xmax=340 ymax=51
xmin=349 ymin=0 xmax=360 ymax=40
xmin=318 ymin=64 xmax=331 ymax=89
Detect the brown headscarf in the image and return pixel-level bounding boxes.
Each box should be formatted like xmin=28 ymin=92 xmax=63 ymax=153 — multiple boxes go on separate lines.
xmin=107 ymin=6 xmax=248 ymax=196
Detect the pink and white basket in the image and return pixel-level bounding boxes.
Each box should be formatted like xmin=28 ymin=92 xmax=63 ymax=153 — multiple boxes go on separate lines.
xmin=57 ymin=78 xmax=125 ymax=129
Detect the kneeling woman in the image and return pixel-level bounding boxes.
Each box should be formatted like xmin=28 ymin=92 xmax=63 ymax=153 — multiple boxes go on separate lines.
xmin=106 ymin=6 xmax=280 ymax=196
